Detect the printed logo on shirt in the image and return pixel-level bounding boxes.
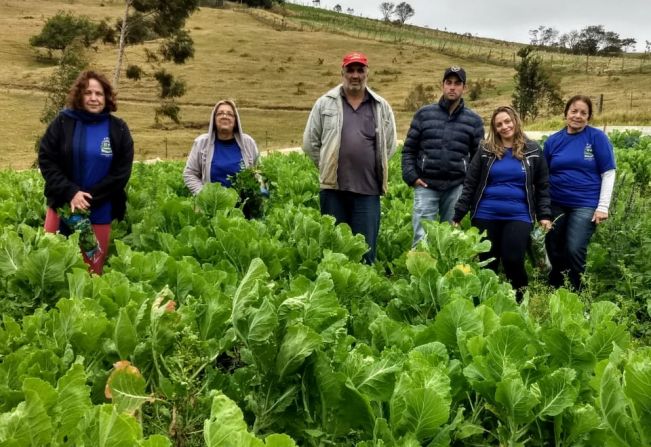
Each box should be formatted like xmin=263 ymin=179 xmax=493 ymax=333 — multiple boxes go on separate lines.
xmin=100 ymin=137 xmax=112 ymax=156
xmin=583 ymin=143 xmax=594 ymax=160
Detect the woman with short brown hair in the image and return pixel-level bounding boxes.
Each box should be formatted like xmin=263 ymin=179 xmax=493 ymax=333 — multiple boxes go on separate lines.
xmin=38 ymin=70 xmax=134 ymax=274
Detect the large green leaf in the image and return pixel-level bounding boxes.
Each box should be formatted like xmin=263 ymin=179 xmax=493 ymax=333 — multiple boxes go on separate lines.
xmin=263 ymin=433 xmax=297 ymax=446
xmin=275 ymin=324 xmax=322 ymax=380
xmin=486 ymin=325 xmax=531 ymax=379
xmin=587 ymin=321 xmax=630 ymax=361
xmin=495 ymin=377 xmax=538 ymax=425
xmin=562 ymin=404 xmax=602 ymax=446
xmin=204 ymin=391 xmax=295 ymax=447
xmin=535 ymin=367 xmax=579 ymax=417
xmin=0 ymin=379 xmax=53 ymax=446
xmin=599 ymin=361 xmax=641 ymax=447
xmin=97 ymin=404 xmax=143 ymax=447
xmin=114 ymin=308 xmax=138 ymax=359
xmin=432 ymin=298 xmax=483 ymax=352
xmin=623 ymin=347 xmax=651 ymax=415
xmin=231 ymin=258 xmax=269 ymax=341
xmin=53 ymin=364 xmax=91 ymax=443
xmin=105 ymin=361 xmax=152 ymax=415
xmin=399 ymin=387 xmax=449 ymax=442
xmin=542 ymin=328 xmax=596 ymax=372
xmin=343 ymin=350 xmax=401 ymax=402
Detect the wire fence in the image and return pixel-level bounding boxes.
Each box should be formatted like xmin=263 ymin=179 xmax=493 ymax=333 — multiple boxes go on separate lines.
xmin=253 ymin=4 xmax=651 ymax=75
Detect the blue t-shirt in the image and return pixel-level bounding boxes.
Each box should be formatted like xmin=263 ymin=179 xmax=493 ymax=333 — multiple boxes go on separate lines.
xmin=210 ymin=139 xmax=243 ymax=187
xmin=475 ymin=149 xmax=531 ymax=223
xmin=81 ymin=121 xmax=113 ymax=224
xmin=544 ymin=126 xmax=616 ymax=208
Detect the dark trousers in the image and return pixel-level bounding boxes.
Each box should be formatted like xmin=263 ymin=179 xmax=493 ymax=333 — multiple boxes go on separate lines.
xmin=545 ymin=205 xmax=596 ymax=290
xmin=320 ymin=189 xmax=380 ymax=264
xmin=472 ymin=219 xmax=533 ymax=295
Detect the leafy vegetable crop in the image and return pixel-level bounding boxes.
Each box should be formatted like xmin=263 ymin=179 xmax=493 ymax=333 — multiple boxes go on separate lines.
xmin=0 ymin=142 xmax=650 ymax=446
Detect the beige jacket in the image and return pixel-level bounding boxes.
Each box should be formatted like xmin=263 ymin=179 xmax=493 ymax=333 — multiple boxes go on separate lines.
xmin=183 ymin=101 xmax=259 ymax=195
xmin=302 ymin=85 xmax=397 ymax=194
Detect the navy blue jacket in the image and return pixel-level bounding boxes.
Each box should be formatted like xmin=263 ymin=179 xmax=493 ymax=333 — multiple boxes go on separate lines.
xmin=402 ymin=97 xmax=484 ymax=190
xmin=38 ymin=112 xmax=134 ymax=220
xmin=452 ymin=140 xmax=552 ymax=223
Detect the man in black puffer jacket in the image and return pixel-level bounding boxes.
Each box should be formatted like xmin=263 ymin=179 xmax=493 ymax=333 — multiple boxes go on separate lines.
xmin=402 ymin=66 xmax=484 ymax=246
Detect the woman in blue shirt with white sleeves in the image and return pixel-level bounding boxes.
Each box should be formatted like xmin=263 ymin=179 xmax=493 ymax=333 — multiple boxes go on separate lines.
xmin=453 ymin=106 xmax=551 ymax=300
xmin=544 ymin=95 xmax=616 ymax=290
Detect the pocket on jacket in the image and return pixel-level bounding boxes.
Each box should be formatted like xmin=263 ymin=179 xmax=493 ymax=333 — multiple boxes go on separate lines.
xmin=323 ymin=112 xmax=337 ymax=131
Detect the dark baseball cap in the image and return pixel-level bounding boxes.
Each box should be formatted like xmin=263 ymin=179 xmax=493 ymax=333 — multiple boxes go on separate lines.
xmin=443 ymin=66 xmax=466 ymax=83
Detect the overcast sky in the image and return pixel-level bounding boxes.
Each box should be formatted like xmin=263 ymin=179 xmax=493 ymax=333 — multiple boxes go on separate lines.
xmin=288 ymin=0 xmax=650 ymax=52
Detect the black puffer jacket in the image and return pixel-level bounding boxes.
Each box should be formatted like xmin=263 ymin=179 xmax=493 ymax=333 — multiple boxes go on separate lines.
xmin=38 ymin=112 xmax=134 ymax=220
xmin=402 ymin=96 xmax=484 ymax=190
xmin=452 ymin=140 xmax=551 ymax=223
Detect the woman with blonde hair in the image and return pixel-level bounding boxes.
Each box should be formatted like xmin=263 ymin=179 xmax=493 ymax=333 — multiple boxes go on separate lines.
xmin=453 ymin=106 xmax=551 ymax=299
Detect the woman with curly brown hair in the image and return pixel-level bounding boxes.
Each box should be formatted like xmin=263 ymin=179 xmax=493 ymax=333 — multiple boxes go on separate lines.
xmin=453 ymin=106 xmax=551 ymax=299
xmin=38 ymin=70 xmax=134 ymax=274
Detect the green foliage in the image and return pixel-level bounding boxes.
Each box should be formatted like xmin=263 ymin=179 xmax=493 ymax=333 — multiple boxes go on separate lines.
xmin=512 ymin=46 xmax=563 ymax=121
xmin=160 ymin=30 xmax=195 ymax=64
xmin=1 ymin=140 xmax=651 ymax=446
xmin=154 ymin=69 xmax=186 ymax=99
xmin=39 ymin=40 xmax=89 ymax=127
xmin=230 ymin=167 xmax=269 ymax=219
xmin=403 ymin=83 xmax=436 ymax=112
xmin=29 ymin=11 xmax=100 ymax=52
xmin=126 ymin=64 xmax=144 ymax=81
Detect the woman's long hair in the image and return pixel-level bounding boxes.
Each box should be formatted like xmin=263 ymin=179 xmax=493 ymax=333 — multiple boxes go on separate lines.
xmin=66 ymin=70 xmax=117 ymax=112
xmin=483 ymin=106 xmax=526 ymax=160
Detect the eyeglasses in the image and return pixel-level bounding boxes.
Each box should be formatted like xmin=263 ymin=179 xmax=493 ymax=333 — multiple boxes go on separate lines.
xmin=345 ymin=67 xmax=366 ymax=74
xmin=216 ymin=111 xmax=235 ymax=117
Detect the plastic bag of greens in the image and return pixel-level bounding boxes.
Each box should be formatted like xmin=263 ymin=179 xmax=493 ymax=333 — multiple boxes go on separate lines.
xmin=530 ymin=223 xmax=551 ymax=273
xmin=58 ymin=204 xmax=100 ymax=260
xmin=529 ymin=214 xmax=563 ymax=273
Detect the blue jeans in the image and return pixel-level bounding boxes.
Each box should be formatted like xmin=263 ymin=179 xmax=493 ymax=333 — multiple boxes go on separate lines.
xmin=545 ymin=205 xmax=596 ymax=290
xmin=412 ymin=184 xmax=463 ymax=246
xmin=320 ymin=189 xmax=381 ymax=264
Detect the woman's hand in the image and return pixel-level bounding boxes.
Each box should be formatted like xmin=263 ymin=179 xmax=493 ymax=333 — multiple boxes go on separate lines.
xmin=539 ymin=219 xmax=552 ymax=232
xmin=71 ymin=191 xmax=92 ymax=212
xmin=414 ymin=178 xmax=428 ymax=188
xmin=592 ymin=210 xmax=608 ymax=224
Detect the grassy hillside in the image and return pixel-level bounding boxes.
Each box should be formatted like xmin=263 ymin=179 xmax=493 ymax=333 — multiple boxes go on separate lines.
xmin=1 ymin=0 xmax=650 ymax=169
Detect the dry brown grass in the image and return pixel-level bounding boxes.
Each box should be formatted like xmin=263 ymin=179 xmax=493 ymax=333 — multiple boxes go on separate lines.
xmin=1 ymin=0 xmax=650 ymax=169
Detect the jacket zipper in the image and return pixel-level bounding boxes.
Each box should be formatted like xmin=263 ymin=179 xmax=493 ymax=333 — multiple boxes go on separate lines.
xmin=523 ymin=156 xmax=533 ymax=222
xmin=472 ymin=155 xmax=495 ymax=217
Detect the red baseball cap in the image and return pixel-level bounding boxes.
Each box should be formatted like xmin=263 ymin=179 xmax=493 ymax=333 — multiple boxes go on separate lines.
xmin=342 ymin=52 xmax=368 ymax=67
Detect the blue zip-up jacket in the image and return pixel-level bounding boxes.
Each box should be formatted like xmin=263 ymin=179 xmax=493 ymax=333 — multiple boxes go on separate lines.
xmin=452 ymin=140 xmax=551 ymax=223
xmin=401 ymin=96 xmax=484 ymax=191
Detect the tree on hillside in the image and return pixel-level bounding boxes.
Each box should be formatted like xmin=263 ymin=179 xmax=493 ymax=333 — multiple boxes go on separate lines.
xmin=35 ymin=40 xmax=89 ymax=156
xmin=379 ymin=2 xmax=395 ymax=22
xmin=30 ymin=12 xmax=101 ymax=56
xmin=113 ymin=0 xmax=199 ymax=89
xmin=333 ymin=4 xmax=342 ymax=12
xmin=394 ymin=2 xmax=414 ymax=25
xmin=512 ymin=47 xmax=563 ymax=122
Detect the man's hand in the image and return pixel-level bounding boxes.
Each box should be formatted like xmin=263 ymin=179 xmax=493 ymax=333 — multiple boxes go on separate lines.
xmin=414 ymin=178 xmax=427 ymax=188
xmin=70 ymin=191 xmax=92 ymax=212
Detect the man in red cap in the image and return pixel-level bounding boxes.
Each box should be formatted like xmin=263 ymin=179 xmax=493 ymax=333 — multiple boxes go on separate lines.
xmin=303 ymin=51 xmax=397 ymax=264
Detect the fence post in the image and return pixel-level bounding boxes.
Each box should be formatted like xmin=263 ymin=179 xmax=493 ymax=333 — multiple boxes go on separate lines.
xmin=598 ymin=94 xmax=604 ymax=114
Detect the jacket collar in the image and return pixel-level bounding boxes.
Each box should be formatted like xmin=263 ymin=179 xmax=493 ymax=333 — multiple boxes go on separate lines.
xmin=326 ymin=84 xmax=383 ymax=103
xmin=438 ymin=96 xmax=465 ymax=116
